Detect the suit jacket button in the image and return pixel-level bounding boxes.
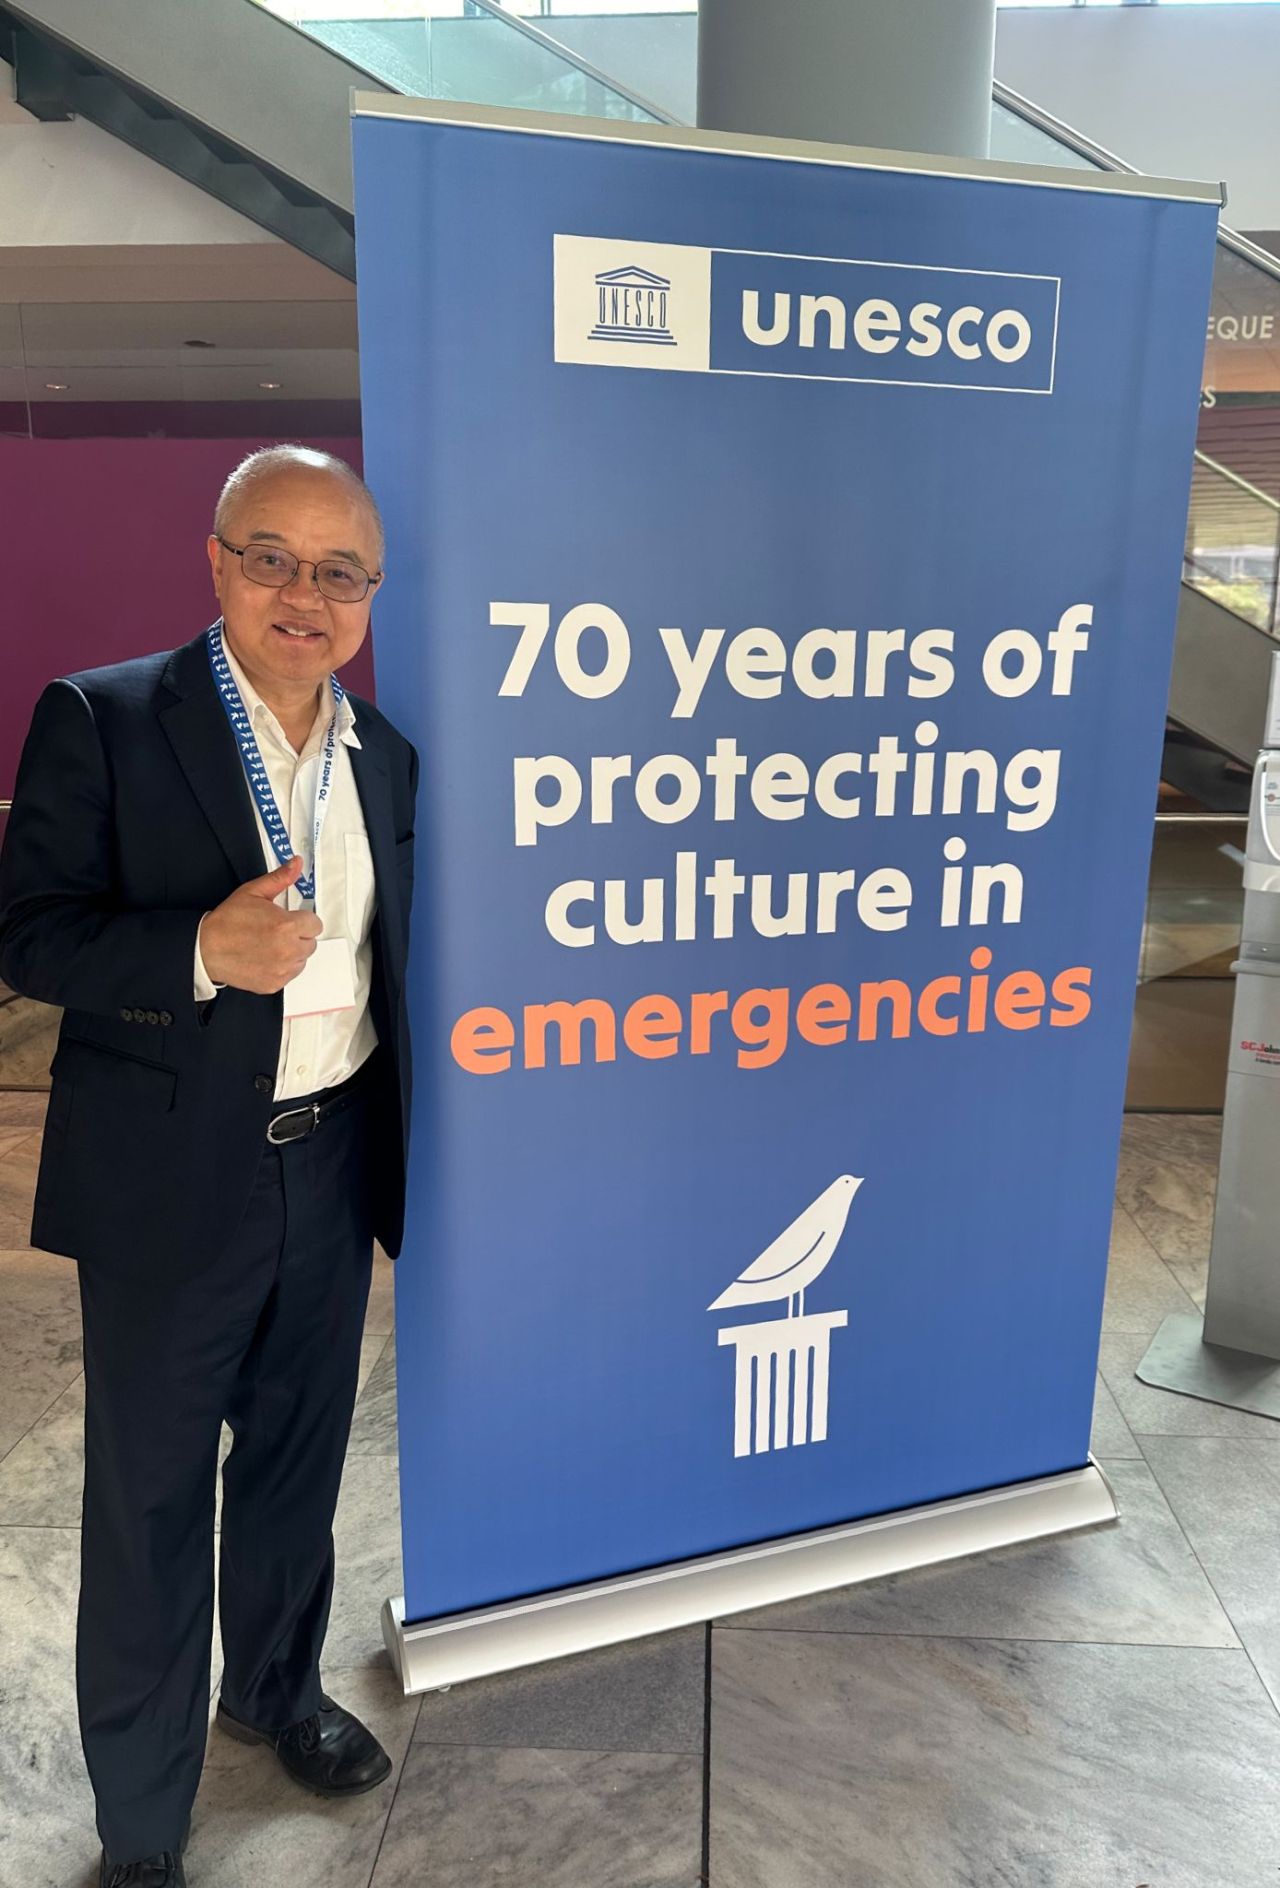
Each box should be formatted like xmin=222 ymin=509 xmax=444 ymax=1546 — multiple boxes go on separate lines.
xmin=146 ymin=1010 xmax=160 ymax=1025
xmin=159 ymin=1011 xmax=173 ymax=1027
xmin=254 ymin=1075 xmax=273 ymax=1096
xmin=119 ymin=1008 xmax=132 ymax=1022
xmin=132 ymin=1008 xmax=146 ymax=1023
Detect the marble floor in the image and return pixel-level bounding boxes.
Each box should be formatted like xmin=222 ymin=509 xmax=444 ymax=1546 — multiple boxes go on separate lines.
xmin=1124 ymin=821 xmax=1242 ymax=1111
xmin=2 ymin=1097 xmax=1278 ymax=1887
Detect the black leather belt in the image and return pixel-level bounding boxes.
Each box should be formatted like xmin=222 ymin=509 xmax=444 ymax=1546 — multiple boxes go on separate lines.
xmin=265 ymin=1064 xmax=371 ymax=1146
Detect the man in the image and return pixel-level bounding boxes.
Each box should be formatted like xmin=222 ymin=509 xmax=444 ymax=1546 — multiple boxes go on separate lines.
xmin=0 ymin=446 xmax=417 ymax=1887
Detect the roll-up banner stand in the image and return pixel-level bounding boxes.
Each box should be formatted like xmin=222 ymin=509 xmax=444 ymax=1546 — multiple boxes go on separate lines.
xmin=351 ymin=98 xmax=1220 ymax=1693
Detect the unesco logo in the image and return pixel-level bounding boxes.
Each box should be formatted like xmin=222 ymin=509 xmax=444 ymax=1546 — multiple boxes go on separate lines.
xmin=589 ymin=265 xmax=676 ymax=347
xmin=709 ymin=1176 xmax=859 ymax=1460
xmin=555 ymin=234 xmax=1056 ymax=391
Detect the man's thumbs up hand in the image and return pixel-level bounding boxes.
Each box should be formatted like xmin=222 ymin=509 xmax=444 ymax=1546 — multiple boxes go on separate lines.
xmin=245 ymin=855 xmax=305 ymax=900
xmin=199 ymin=854 xmax=324 ymax=994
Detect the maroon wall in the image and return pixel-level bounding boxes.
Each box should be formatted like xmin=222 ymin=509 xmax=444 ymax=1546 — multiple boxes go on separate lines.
xmin=0 ymin=434 xmax=372 ymax=801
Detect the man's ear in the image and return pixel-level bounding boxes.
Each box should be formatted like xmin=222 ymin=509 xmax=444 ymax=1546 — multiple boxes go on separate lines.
xmin=206 ymin=534 xmax=224 ymax=600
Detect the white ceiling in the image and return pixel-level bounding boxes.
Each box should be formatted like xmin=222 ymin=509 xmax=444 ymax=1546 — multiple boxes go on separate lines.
xmin=0 ymin=295 xmax=360 ymax=404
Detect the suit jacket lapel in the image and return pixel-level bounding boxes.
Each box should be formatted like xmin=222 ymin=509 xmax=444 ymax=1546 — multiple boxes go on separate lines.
xmin=159 ymin=631 xmax=267 ymax=889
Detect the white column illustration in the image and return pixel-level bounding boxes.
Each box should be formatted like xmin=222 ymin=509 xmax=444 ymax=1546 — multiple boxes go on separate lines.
xmin=710 ymin=1175 xmax=860 ymax=1459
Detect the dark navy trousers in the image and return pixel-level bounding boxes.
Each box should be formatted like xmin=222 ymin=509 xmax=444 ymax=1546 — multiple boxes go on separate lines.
xmin=76 ymin=1091 xmax=376 ymax=1861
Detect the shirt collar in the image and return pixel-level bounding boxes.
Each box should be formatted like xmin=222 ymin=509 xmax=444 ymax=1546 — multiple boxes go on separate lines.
xmin=221 ymin=634 xmax=361 ymax=752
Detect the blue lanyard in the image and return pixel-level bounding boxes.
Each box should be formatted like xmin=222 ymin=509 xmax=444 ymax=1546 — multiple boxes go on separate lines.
xmin=207 ymin=620 xmax=343 ymax=906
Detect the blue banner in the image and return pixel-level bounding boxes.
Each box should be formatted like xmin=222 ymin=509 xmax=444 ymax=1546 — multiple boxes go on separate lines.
xmin=352 ymin=109 xmax=1218 ymax=1624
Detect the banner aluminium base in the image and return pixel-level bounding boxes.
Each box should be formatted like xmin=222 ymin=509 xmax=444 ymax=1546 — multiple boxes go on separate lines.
xmin=381 ymin=1460 xmax=1117 ymax=1695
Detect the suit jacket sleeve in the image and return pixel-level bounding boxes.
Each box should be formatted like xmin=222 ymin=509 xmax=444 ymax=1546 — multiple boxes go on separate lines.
xmin=0 ymin=679 xmax=205 ymax=1025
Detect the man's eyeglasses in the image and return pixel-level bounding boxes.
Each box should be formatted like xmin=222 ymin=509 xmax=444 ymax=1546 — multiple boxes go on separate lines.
xmin=217 ymin=537 xmax=382 ymax=603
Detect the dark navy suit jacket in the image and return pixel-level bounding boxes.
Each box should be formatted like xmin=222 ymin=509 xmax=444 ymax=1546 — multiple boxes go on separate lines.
xmin=0 ymin=630 xmax=417 ymax=1274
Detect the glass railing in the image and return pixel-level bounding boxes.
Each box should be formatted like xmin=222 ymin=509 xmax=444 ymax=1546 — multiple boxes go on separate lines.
xmin=992 ymin=83 xmax=1280 ymax=651
xmin=252 ymin=0 xmax=673 ymax=121
xmin=1200 ymin=233 xmax=1280 ymax=609
xmin=989 ymin=93 xmax=1106 ymax=170
xmin=1183 ymin=453 xmax=1280 ymax=635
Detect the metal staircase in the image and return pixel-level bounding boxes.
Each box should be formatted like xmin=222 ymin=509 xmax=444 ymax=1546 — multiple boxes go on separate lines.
xmin=0 ymin=0 xmax=392 ymax=276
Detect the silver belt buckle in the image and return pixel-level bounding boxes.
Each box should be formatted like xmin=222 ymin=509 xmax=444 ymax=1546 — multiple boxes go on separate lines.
xmin=267 ymin=1101 xmax=321 ymax=1146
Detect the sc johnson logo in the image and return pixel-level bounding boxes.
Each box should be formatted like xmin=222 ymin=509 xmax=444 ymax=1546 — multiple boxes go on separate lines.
xmin=554 ymin=234 xmax=1059 ymax=393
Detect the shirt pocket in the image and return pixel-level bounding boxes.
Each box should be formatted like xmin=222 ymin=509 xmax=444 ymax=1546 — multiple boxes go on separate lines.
xmin=344 ymin=830 xmax=377 ymax=945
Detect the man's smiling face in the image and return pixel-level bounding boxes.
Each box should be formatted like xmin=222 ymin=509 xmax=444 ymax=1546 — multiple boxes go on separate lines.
xmin=207 ymin=466 xmax=382 ymax=701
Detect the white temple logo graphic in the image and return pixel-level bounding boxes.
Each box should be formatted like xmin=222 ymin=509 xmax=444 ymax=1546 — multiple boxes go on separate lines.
xmin=589 ymin=265 xmax=676 ymax=346
xmin=709 ymin=1176 xmax=860 ymax=1460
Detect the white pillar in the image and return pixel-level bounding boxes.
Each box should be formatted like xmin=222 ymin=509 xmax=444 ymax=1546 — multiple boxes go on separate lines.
xmin=697 ymin=0 xmax=997 ymax=163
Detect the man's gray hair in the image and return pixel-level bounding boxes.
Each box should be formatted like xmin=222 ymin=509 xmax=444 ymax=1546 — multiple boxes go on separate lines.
xmin=214 ymin=445 xmax=385 ymax=567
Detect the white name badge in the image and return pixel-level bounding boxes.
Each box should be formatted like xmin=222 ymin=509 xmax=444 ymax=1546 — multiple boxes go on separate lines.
xmin=282 ymin=937 xmax=357 ymax=1019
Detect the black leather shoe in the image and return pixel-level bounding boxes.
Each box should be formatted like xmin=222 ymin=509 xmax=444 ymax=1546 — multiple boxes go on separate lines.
xmin=216 ymin=1693 xmax=392 ymax=1798
xmin=99 ymin=1852 xmax=185 ymax=1888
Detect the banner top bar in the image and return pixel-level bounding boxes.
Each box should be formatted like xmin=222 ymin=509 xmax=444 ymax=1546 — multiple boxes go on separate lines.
xmin=350 ymin=93 xmax=1224 ymax=209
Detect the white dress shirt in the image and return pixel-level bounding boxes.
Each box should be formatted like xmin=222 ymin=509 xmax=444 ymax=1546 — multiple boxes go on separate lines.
xmin=194 ymin=641 xmax=378 ymax=1101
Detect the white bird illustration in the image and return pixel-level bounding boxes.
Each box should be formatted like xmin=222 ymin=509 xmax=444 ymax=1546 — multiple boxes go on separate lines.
xmin=708 ymin=1175 xmax=862 ymax=1319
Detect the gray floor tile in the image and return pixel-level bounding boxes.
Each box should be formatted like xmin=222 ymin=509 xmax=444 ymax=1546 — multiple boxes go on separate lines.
xmin=0 ymin=1021 xmax=58 ymax=1089
xmin=211 ymin=1559 xmax=225 ymax=1705
xmin=0 ymin=1328 xmax=387 ymax=1533
xmin=327 ymin=1454 xmax=402 ymax=1669
xmin=415 ymin=1626 xmax=706 ymax=1756
xmin=0 ymin=1133 xmax=43 ymax=1249
xmin=0 ymin=1091 xmax=47 ymax=1131
xmin=709 ymin=1628 xmax=1280 ymax=1888
xmin=348 ymin=1335 xmax=397 ymax=1457
xmin=1141 ymin=1435 xmax=1280 ymax=1712
xmin=4 ymin=1095 xmax=1264 ymax=1887
xmin=1090 ymin=1371 xmax=1141 ymax=1458
xmin=0 ymin=1528 xmax=383 ymax=1885
xmin=356 ymin=1326 xmax=389 ymax=1398
xmin=366 ymin=1249 xmax=396 ymax=1334
xmin=191 ymin=1663 xmax=419 ymax=1888
xmin=0 ymin=1372 xmax=84 ymax=1525
xmin=0 ymin=1248 xmax=84 ymax=1462
xmin=1101 ymin=1205 xmax=1199 ymax=1335
xmin=1141 ymin=916 xmax=1239 ymax=979
xmin=1165 ymin=1251 xmax=1209 ymax=1312
xmin=1100 ymin=1329 xmax=1280 ymax=1438
xmin=1116 ymin=1114 xmax=1220 ymax=1264
xmin=719 ymin=1457 xmax=1236 ymax=1649
xmin=371 ymin=1743 xmax=702 ymax=1888
xmin=0 ymin=1526 xmax=98 ymax=1888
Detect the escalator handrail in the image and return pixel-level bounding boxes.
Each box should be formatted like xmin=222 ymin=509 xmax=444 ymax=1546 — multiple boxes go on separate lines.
xmin=215 ymin=1 xmax=398 ymax=98
xmin=453 ymin=0 xmax=679 ymax=124
xmin=1193 ymin=452 xmax=1280 ymax=516
xmin=993 ymin=77 xmax=1280 ymax=289
xmin=993 ymin=76 xmax=1133 ymax=174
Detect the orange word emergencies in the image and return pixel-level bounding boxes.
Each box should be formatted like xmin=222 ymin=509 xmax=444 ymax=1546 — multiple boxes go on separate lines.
xmin=449 ymin=948 xmax=1093 ymax=1076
